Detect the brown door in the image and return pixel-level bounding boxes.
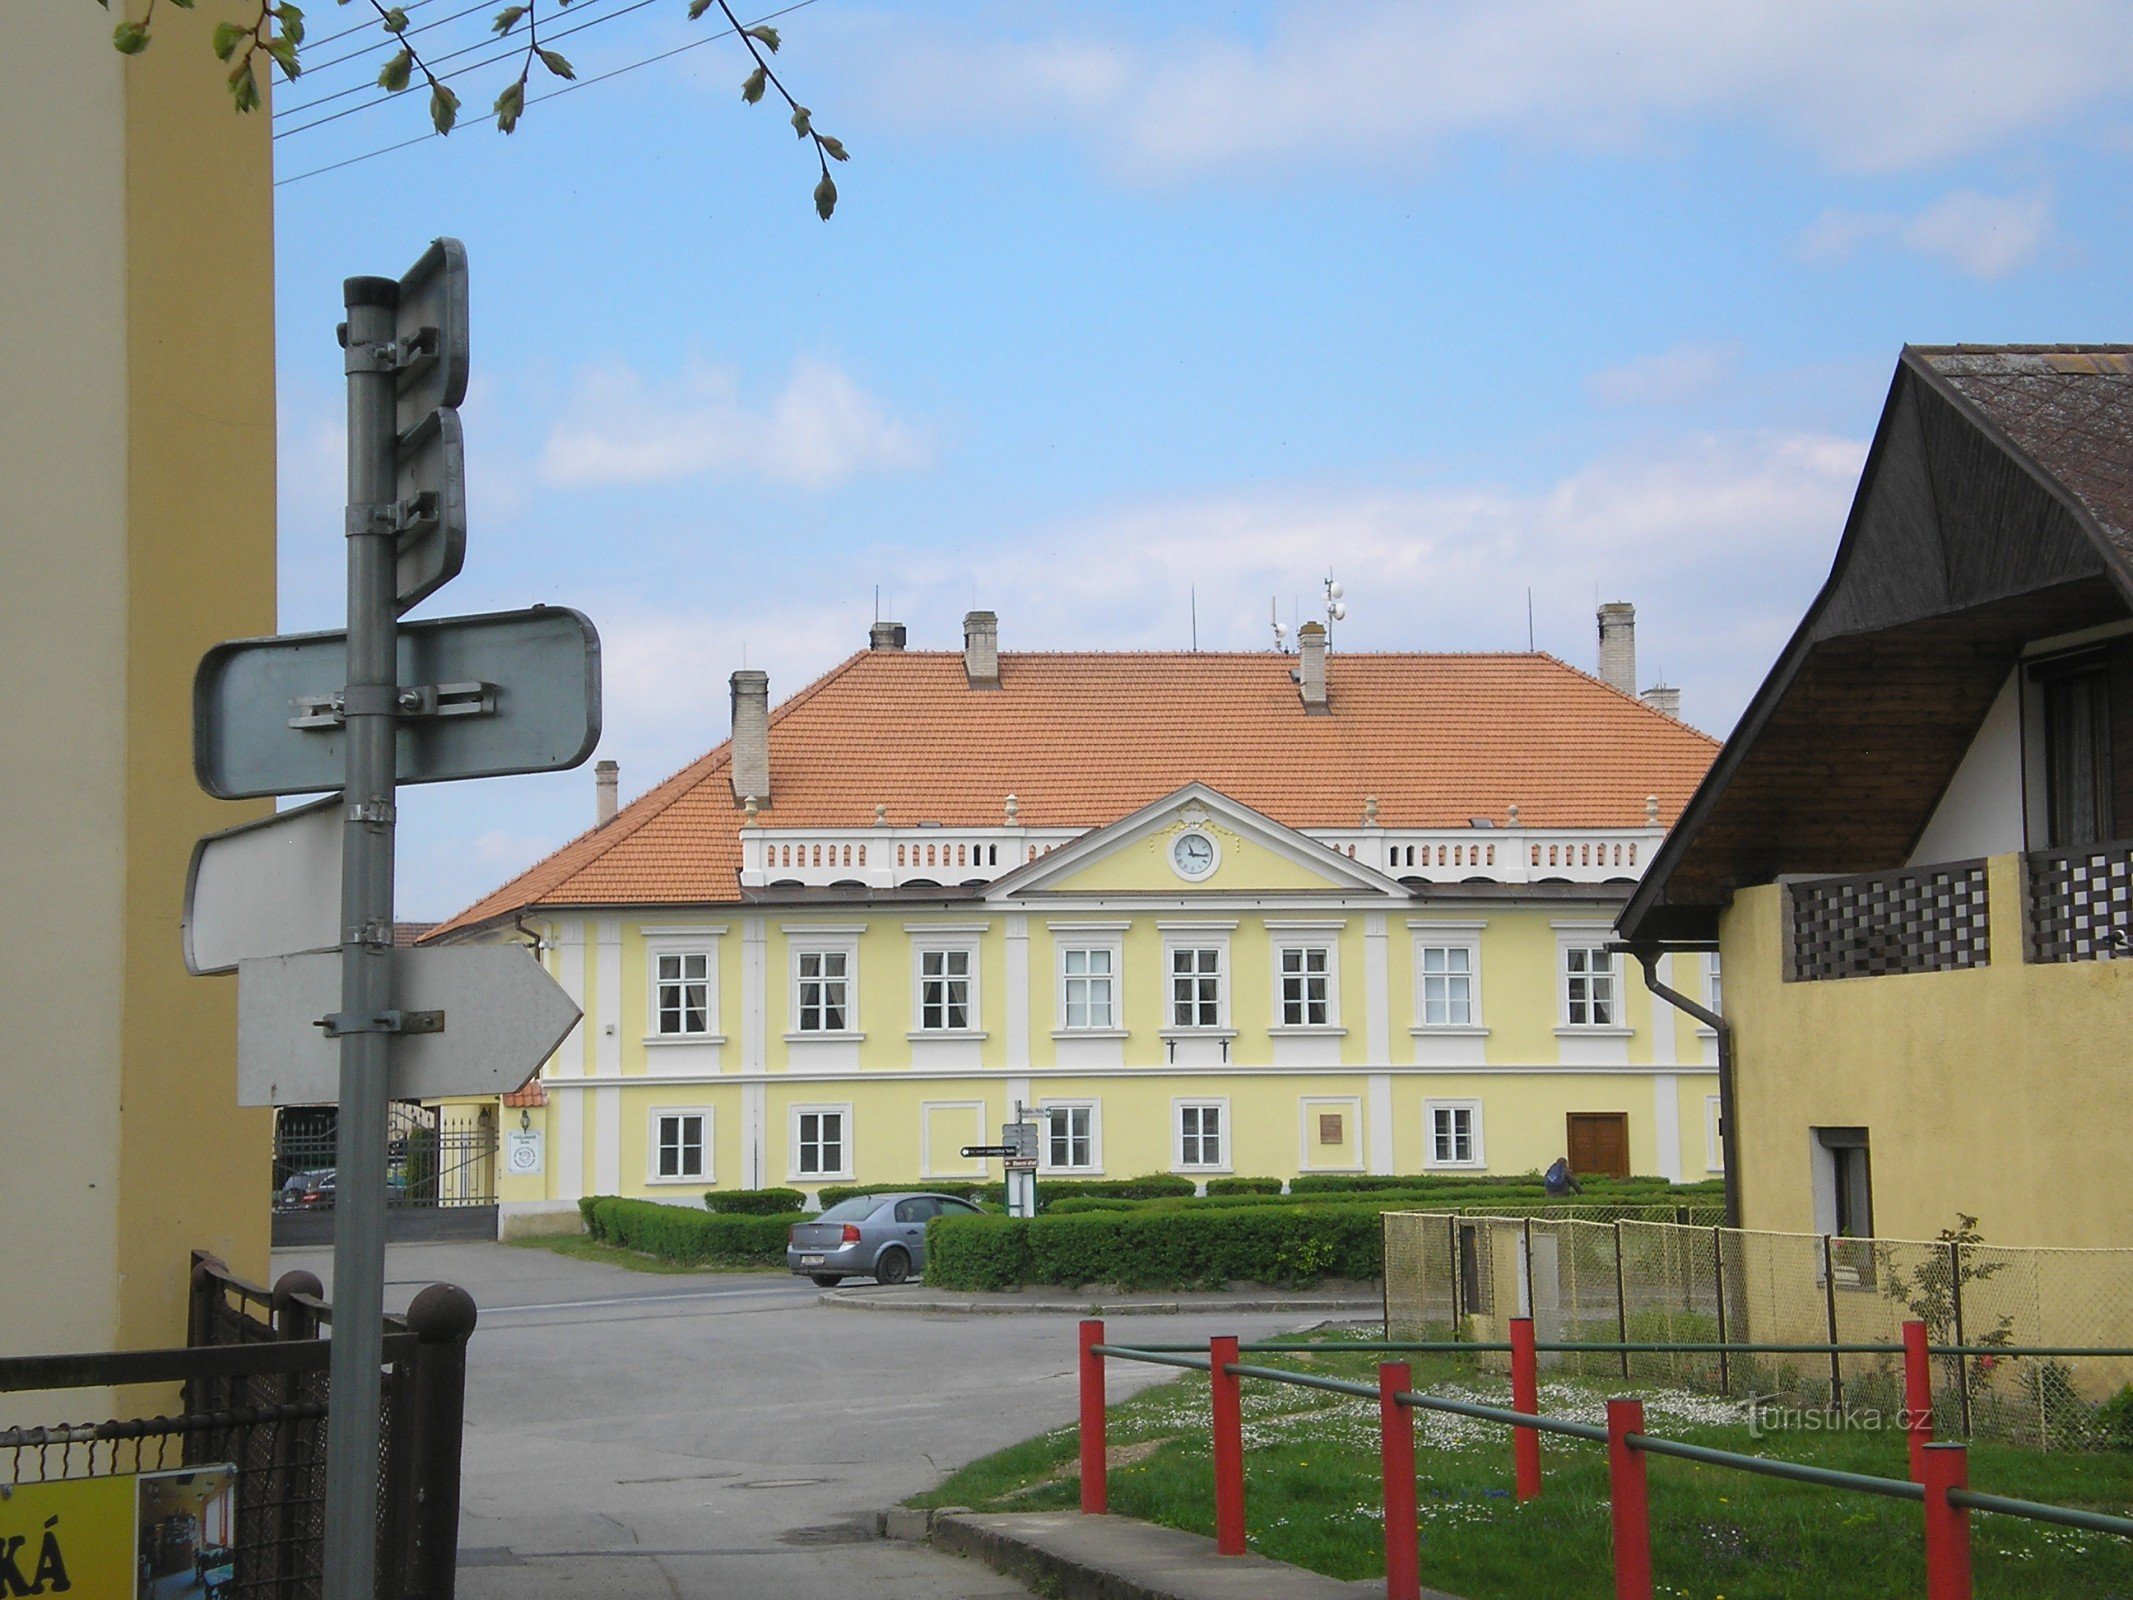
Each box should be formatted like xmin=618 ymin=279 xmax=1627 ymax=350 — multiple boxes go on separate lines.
xmin=1566 ymin=1112 xmax=1630 ymax=1179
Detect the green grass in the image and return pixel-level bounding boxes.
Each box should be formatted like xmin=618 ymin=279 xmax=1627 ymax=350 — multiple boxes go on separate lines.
xmin=913 ymin=1336 xmax=2133 ymax=1599
xmin=505 ymin=1232 xmax=771 ymax=1275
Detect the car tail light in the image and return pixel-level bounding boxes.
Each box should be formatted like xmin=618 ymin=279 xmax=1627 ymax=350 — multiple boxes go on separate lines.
xmin=841 ymin=1224 xmax=863 ymax=1243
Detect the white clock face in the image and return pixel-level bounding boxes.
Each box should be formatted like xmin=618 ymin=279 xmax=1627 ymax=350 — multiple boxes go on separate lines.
xmin=1171 ymin=830 xmax=1217 ymax=880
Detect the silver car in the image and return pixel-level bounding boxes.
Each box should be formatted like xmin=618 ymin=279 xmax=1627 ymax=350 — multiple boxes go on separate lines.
xmin=787 ymin=1191 xmax=985 ymax=1286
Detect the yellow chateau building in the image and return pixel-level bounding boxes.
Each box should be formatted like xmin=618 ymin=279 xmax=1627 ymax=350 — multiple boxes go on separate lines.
xmin=432 ymin=611 xmax=1720 ymax=1229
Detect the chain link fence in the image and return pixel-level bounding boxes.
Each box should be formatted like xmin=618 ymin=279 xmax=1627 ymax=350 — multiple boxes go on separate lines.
xmin=1385 ymin=1211 xmax=2133 ymax=1448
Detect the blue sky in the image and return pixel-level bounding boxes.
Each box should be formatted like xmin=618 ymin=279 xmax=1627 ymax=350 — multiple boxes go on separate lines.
xmin=268 ymin=1 xmax=2133 ymax=918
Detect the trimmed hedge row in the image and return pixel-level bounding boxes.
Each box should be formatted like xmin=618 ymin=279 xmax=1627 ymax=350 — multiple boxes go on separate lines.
xmin=815 ymin=1173 xmax=1194 ymax=1212
xmin=1041 ymin=1191 xmax=1722 ymax=1226
xmin=1287 ymin=1172 xmax=1722 ymax=1196
xmin=701 ymin=1187 xmax=808 ymax=1215
xmin=1206 ymin=1176 xmax=1284 ymax=1196
xmin=581 ymin=1196 xmax=800 ymax=1266
xmin=927 ymin=1205 xmax=1386 ymax=1291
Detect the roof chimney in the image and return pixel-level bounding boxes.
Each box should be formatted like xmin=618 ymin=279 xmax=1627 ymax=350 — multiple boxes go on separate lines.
xmin=963 ymin=610 xmax=1000 ymax=689
xmin=1597 ymin=602 xmax=1636 ymax=695
xmin=1297 ymin=620 xmax=1329 ymax=713
xmin=729 ymin=669 xmax=770 ymax=804
xmin=595 ymin=759 xmax=619 ymax=825
xmin=869 ymin=620 xmax=907 ymax=651
xmin=1640 ymin=684 xmax=1682 ymax=720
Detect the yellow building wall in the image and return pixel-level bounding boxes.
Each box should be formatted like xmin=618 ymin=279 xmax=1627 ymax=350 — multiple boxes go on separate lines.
xmin=1 ymin=2 xmax=276 ymax=1361
xmin=1044 ymin=819 xmax=1349 ymax=894
xmin=1721 ymin=853 xmax=2133 ymax=1248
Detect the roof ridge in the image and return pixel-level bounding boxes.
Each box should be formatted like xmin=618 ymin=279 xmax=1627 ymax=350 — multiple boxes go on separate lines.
xmin=1520 ymin=654 xmax=1722 ymax=745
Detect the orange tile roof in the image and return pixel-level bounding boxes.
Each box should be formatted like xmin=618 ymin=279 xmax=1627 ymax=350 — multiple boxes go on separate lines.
xmin=430 ymin=649 xmax=1718 ymax=937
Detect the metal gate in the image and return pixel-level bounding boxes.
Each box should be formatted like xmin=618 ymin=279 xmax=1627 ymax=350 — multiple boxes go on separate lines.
xmin=273 ymin=1102 xmax=499 ymax=1245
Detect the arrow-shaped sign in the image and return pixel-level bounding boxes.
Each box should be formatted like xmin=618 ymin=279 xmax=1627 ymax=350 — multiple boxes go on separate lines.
xmin=236 ymin=944 xmax=579 ymax=1106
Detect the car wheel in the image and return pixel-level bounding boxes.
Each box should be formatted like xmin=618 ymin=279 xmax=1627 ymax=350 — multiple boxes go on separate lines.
xmin=809 ymin=1274 xmax=843 ymax=1288
xmin=874 ymin=1247 xmax=911 ymax=1286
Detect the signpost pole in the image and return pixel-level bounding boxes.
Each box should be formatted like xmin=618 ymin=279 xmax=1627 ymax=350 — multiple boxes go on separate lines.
xmin=322 ymin=273 xmax=403 ymax=1600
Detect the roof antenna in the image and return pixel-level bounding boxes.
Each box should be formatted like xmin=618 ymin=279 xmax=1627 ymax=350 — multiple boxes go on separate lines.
xmin=1323 ymin=572 xmax=1347 ymax=647
xmin=1526 ymin=588 xmax=1535 ymax=652
xmin=1270 ymin=596 xmax=1289 ymax=652
xmin=873 ymin=584 xmax=880 ymax=623
xmin=1190 ymin=587 xmax=1199 ymax=652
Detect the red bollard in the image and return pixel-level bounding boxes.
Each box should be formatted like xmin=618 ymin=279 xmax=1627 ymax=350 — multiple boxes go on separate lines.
xmin=1210 ymin=1336 xmax=1247 ymax=1556
xmin=1079 ymin=1319 xmax=1107 ymax=1514
xmin=1379 ymin=1362 xmax=1419 ymax=1600
xmin=1509 ymin=1316 xmax=1542 ymax=1501
xmin=1923 ymin=1443 xmax=1973 ymax=1600
xmin=1903 ymin=1319 xmax=1934 ymax=1482
xmin=1607 ymin=1399 xmax=1653 ymax=1600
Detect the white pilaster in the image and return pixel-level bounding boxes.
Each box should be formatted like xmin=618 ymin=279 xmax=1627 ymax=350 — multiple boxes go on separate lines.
xmin=1367 ymin=1072 xmax=1394 ymax=1174
xmin=1646 ymin=952 xmax=1678 ymax=1065
xmin=556 ymin=1081 xmax=585 ymax=1199
xmin=594 ymin=1084 xmax=620 ymax=1193
xmin=1652 ymin=1074 xmax=1683 ymax=1183
xmin=744 ymin=1080 xmax=767 ymax=1188
xmin=1005 ymin=912 xmax=1030 ymax=1066
xmin=742 ymin=915 xmax=767 ymax=1071
xmin=595 ymin=918 xmax=622 ymax=1078
xmin=556 ymin=920 xmax=587 ymax=1077
xmin=1364 ymin=912 xmax=1390 ymax=1063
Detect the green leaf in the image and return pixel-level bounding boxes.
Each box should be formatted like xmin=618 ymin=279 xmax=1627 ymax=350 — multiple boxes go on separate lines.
xmin=229 ymin=58 xmax=261 ymax=111
xmin=813 ymin=171 xmax=836 ymax=221
xmin=111 ymin=21 xmax=150 ymax=54
xmin=382 ymin=6 xmax=408 ymax=31
xmin=376 ymin=47 xmax=412 ymax=91
xmin=211 ymin=20 xmax=247 ymax=59
xmin=818 ymin=134 xmax=848 ymax=162
xmin=276 ymin=3 xmax=304 ymax=42
xmin=790 ymin=104 xmax=810 ymax=139
xmin=168 ymin=0 xmax=194 ymax=9
xmin=745 ymin=24 xmax=778 ymax=50
xmin=686 ymin=0 xmax=710 ymax=16
xmin=538 ymin=47 xmax=573 ymax=79
xmin=430 ymin=81 xmax=461 ymax=133
xmin=740 ymin=65 xmax=766 ymax=104
xmin=491 ymin=5 xmax=524 ymax=34
xmin=493 ymin=79 xmax=524 ymax=133
xmin=266 ymin=34 xmax=301 ymax=76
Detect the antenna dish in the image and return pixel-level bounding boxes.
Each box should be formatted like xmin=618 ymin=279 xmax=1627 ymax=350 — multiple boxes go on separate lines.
xmin=1329 ymin=601 xmax=1347 ymax=622
xmin=1327 ymin=581 xmax=1344 ymax=601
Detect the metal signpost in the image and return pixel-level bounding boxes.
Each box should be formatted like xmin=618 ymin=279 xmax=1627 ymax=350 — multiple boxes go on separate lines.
xmin=963 ymin=1117 xmax=1040 ymax=1217
xmin=186 ymin=238 xmax=599 ymax=1600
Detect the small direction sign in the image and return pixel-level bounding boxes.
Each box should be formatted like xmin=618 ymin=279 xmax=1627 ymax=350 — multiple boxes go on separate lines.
xmin=183 ymin=793 xmax=344 ymax=976
xmin=236 ymin=944 xmax=580 ymax=1106
xmin=194 ymin=605 xmax=600 ymax=799
xmin=1004 ymin=1158 xmax=1038 ymax=1173
xmin=960 ymin=1145 xmax=1019 ymax=1159
xmin=392 ymin=408 xmax=467 ymax=615
xmin=1002 ymin=1121 xmax=1039 ymax=1159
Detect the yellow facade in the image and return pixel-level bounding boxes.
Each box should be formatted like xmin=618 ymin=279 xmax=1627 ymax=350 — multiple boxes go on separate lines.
xmin=492 ymin=796 xmax=1719 ymax=1228
xmin=1719 ymin=853 xmax=2133 ymax=1248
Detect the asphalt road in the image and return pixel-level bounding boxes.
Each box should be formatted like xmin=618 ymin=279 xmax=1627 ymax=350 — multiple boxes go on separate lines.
xmin=277 ymin=1239 xmax=1338 ymax=1599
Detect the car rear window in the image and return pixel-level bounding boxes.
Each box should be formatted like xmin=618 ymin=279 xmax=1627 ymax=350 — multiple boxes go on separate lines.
xmin=815 ymin=1197 xmax=884 ymax=1222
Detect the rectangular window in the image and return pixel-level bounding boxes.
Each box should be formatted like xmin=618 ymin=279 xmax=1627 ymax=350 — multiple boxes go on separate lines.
xmin=796 ymin=1109 xmax=845 ymax=1177
xmin=1278 ymin=946 xmax=1331 ymax=1026
xmin=1418 ymin=946 xmax=1474 ymax=1026
xmin=1171 ymin=947 xmax=1223 ymax=1028
xmin=1061 ymin=947 xmax=1115 ymax=1029
xmin=1704 ymin=953 xmax=1723 ymax=1018
xmin=1177 ymin=1102 xmax=1224 ymax=1168
xmin=796 ymin=950 xmax=850 ymax=1032
xmin=918 ymin=948 xmax=972 ymax=1031
xmin=1563 ymin=945 xmax=1616 ymax=1026
xmin=2036 ymin=652 xmax=2113 ymax=847
xmin=1045 ymin=1104 xmax=1095 ymax=1171
xmin=1425 ymin=1101 xmax=1482 ymax=1167
xmin=655 ymin=951 xmax=711 ymax=1035
xmin=653 ymin=1112 xmax=705 ymax=1180
xmin=1815 ymin=1127 xmax=1874 ymax=1239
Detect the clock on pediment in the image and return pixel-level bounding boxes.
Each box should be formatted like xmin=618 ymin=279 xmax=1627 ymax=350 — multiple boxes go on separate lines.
xmin=1170 ymin=828 xmax=1219 ymax=882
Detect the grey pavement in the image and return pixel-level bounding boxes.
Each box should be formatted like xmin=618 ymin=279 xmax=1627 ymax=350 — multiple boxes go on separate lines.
xmin=277 ymin=1240 xmax=1374 ymax=1599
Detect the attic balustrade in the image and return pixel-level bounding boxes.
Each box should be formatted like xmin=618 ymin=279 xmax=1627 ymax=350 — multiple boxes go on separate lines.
xmin=737 ymin=824 xmax=1667 ymax=890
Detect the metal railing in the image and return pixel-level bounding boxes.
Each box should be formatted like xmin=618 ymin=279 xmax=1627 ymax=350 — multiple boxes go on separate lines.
xmin=1074 ymin=1316 xmax=2133 ymax=1600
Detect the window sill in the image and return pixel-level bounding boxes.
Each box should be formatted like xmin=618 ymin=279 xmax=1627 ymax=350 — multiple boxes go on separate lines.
xmin=644 ymin=1173 xmax=710 ymax=1186
xmin=790 ymin=1173 xmax=854 ymax=1185
xmin=1042 ymin=1167 xmax=1105 ymax=1179
xmin=1423 ymin=1160 xmax=1488 ymax=1172
xmin=1695 ymin=1026 xmax=1718 ymax=1039
xmin=1554 ymin=1025 xmax=1634 ymax=1038
xmin=1173 ymin=1165 xmax=1233 ymax=1176
xmin=1159 ymin=1027 xmax=1238 ymax=1041
xmin=1409 ymin=1026 xmax=1490 ymax=1038
xmin=643 ymin=1033 xmax=726 ymax=1047
xmin=1052 ymin=1027 xmax=1129 ymax=1040
xmin=907 ymin=1029 xmax=989 ymax=1042
xmin=1269 ymin=1024 xmax=1347 ymax=1037
xmin=785 ymin=1030 xmax=865 ymax=1044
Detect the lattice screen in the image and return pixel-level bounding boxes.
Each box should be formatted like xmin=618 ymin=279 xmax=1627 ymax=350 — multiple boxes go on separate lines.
xmin=1787 ymin=861 xmax=1990 ymax=981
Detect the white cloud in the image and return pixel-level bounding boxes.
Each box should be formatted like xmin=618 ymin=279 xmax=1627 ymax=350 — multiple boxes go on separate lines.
xmin=1800 ymin=188 xmax=2055 ymax=280
xmin=855 ymin=2 xmax=2133 ymax=181
xmin=539 ymin=355 xmax=932 ymax=490
xmin=1587 ymin=342 xmax=1743 ymax=407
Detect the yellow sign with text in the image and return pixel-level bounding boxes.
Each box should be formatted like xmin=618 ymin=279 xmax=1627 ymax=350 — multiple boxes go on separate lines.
xmin=0 ymin=1475 xmax=136 ymax=1597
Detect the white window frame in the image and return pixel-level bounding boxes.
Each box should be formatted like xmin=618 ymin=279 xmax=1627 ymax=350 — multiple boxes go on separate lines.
xmin=789 ymin=1102 xmax=854 ymax=1182
xmin=1173 ymin=1097 xmax=1231 ymax=1173
xmin=1160 ymin=925 xmax=1235 ymax=1035
xmin=641 ymin=927 xmax=725 ymax=1043
xmin=1051 ymin=923 xmax=1129 ymax=1037
xmin=1272 ymin=941 xmax=1340 ymax=1030
xmin=1410 ymin=923 xmax=1486 ymax=1034
xmin=1699 ymin=952 xmax=1722 ymax=1037
xmin=1423 ymin=1099 xmax=1485 ymax=1169
xmin=647 ymin=1105 xmax=713 ymax=1184
xmin=787 ymin=930 xmax=862 ymax=1039
xmin=1556 ymin=930 xmax=1628 ymax=1032
xmin=1705 ymin=1094 xmax=1726 ymax=1173
xmin=1039 ymin=1099 xmax=1102 ymax=1175
xmin=910 ymin=938 xmax=982 ymax=1036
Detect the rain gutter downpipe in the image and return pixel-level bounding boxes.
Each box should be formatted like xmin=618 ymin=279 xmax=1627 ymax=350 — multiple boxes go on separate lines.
xmin=1609 ymin=941 xmax=1742 ymax=1230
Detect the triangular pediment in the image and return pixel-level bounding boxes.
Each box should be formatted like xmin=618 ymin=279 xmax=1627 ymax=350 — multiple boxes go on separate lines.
xmin=984 ymin=784 xmax=1407 ymax=900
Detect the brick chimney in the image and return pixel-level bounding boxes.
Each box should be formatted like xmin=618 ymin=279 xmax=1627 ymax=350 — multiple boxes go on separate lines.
xmin=869 ymin=620 xmax=907 ymax=651
xmin=1297 ymin=620 xmax=1329 ymax=713
xmin=963 ymin=610 xmax=1000 ymax=689
xmin=730 ymin=669 xmax=770 ymax=804
xmin=1597 ymin=602 xmax=1636 ymax=695
xmin=595 ymin=759 xmax=619 ymax=825
xmin=1640 ymin=684 xmax=1682 ymax=720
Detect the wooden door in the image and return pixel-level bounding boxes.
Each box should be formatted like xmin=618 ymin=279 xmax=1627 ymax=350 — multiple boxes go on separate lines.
xmin=1566 ymin=1112 xmax=1630 ymax=1179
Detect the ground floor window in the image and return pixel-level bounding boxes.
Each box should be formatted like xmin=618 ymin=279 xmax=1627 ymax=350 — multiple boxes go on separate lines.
xmin=651 ymin=1109 xmax=709 ymax=1181
xmin=1425 ymin=1100 xmax=1483 ymax=1168
xmin=793 ymin=1106 xmax=851 ymax=1179
xmin=1044 ymin=1102 xmax=1098 ymax=1172
xmin=1176 ymin=1101 xmax=1226 ymax=1169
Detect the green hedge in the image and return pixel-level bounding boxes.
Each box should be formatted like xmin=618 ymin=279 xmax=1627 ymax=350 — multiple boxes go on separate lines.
xmin=581 ymin=1197 xmax=800 ymax=1266
xmin=927 ymin=1204 xmax=1386 ymax=1291
xmin=816 ymin=1173 xmax=1195 ymax=1212
xmin=1041 ymin=1189 xmax=1721 ymax=1225
xmin=817 ymin=1181 xmax=989 ymax=1208
xmin=1206 ymin=1176 xmax=1284 ymax=1196
xmin=1287 ymin=1172 xmax=1720 ymax=1197
xmin=702 ymin=1187 xmax=807 ymax=1215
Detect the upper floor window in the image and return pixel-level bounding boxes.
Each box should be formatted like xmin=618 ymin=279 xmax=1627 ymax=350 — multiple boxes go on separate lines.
xmin=1277 ymin=946 xmax=1332 ymax=1027
xmin=1061 ymin=947 xmax=1115 ymax=1030
xmin=1562 ymin=944 xmax=1617 ymax=1027
xmin=1703 ymin=952 xmax=1723 ymax=1017
xmin=1418 ymin=945 xmax=1474 ymax=1027
xmin=655 ymin=951 xmax=712 ymax=1036
xmin=2034 ymin=650 xmax=2114 ymax=847
xmin=795 ymin=949 xmax=851 ymax=1032
xmin=1171 ymin=946 xmax=1224 ymax=1028
xmin=917 ymin=947 xmax=973 ymax=1031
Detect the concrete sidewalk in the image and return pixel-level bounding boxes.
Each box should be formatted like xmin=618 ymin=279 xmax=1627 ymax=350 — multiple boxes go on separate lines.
xmin=822 ymin=1281 xmax=1383 ymax=1317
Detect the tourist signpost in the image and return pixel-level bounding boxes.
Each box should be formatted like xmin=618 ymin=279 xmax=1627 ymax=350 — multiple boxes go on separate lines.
xmin=185 ymin=239 xmax=599 ymax=1600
